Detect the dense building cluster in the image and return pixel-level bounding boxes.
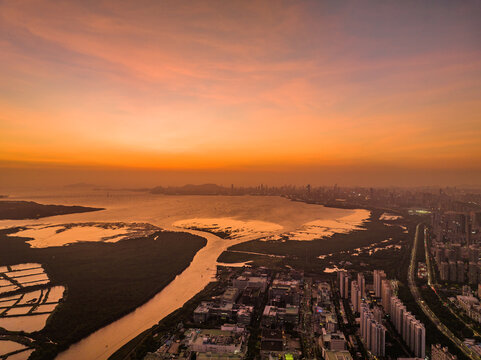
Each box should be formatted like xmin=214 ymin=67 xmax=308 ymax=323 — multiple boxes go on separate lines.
xmin=152 ymin=184 xmax=481 ymax=215
xmin=143 ymin=266 xmax=367 ymax=360
xmin=359 ymin=303 xmax=385 ymax=356
xmin=291 ymin=185 xmax=481 ymax=211
xmin=430 ymin=210 xmax=481 ymax=328
xmin=431 ymin=211 xmax=481 ymax=284
xmin=390 ymin=296 xmax=425 ymax=358
xmin=338 ymin=269 xmax=426 ymax=359
xmin=145 ymin=267 xmax=305 ymax=360
xmin=432 ymin=211 xmax=481 ymax=245
xmin=433 ymin=240 xmax=481 ymax=284
xmin=450 ymin=285 xmax=481 ymax=326
xmin=140 ymin=202 xmax=481 ymax=360
xmin=431 ymin=344 xmax=457 ymax=360
xmin=185 ymin=326 xmax=246 ymax=355
xmin=314 ymin=281 xmax=352 ymax=359
xmin=193 ymin=286 xmax=255 ymax=326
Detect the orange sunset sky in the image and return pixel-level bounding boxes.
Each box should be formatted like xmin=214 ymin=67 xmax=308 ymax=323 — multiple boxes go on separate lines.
xmin=1 ymin=1 xmax=480 ymax=187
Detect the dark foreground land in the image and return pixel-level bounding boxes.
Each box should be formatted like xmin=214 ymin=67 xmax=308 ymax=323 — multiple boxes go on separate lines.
xmin=0 ymin=228 xmax=207 ymax=360
xmin=0 ymin=200 xmax=103 ymax=220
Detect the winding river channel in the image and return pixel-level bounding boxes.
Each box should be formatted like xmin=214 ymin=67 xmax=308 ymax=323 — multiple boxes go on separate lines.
xmin=57 ymin=228 xmax=248 ymax=360
xmin=0 ymin=190 xmax=369 ymax=359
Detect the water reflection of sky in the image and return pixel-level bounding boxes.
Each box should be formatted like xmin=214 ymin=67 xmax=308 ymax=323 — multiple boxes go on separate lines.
xmin=0 ymin=263 xmax=66 ymax=358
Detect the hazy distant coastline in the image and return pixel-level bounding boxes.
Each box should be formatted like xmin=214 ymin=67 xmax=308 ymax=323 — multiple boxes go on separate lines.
xmin=151 ymin=183 xmax=233 ymax=195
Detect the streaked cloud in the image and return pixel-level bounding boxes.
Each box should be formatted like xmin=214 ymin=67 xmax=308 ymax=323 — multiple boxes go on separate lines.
xmin=0 ymin=0 xmax=480 ymax=185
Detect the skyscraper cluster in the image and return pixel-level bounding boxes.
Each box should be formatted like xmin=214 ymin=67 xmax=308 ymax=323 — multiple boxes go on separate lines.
xmin=390 ymin=295 xmax=426 ymax=358
xmin=338 ymin=270 xmax=350 ymax=299
xmin=373 ymin=269 xmax=386 ymax=297
xmin=432 ymin=210 xmax=481 ymax=245
xmin=357 ymin=272 xmax=366 ymax=297
xmin=434 ymin=242 xmax=481 ymax=283
xmin=338 ymin=269 xmax=426 ymax=358
xmin=350 ymin=280 xmax=361 ymax=313
xmin=339 ymin=270 xmax=387 ymax=356
xmin=381 ymin=279 xmax=392 ymax=313
xmin=359 ymin=303 xmax=386 ymax=357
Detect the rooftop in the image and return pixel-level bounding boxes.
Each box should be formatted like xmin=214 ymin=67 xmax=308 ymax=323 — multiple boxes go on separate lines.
xmin=324 ymin=350 xmax=353 ymax=360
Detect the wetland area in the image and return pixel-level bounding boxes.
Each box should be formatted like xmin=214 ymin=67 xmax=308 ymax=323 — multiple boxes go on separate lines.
xmin=0 ymin=190 xmax=410 ymax=360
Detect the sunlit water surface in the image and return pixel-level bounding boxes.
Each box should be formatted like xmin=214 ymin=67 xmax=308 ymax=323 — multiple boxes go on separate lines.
xmin=0 ymin=189 xmax=369 ymax=359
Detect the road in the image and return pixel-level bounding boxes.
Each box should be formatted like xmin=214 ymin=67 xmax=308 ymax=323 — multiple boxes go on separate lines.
xmin=423 ymin=227 xmax=434 ymax=287
xmin=409 ymin=223 xmax=481 ymax=360
xmin=300 ymin=278 xmax=317 ymax=359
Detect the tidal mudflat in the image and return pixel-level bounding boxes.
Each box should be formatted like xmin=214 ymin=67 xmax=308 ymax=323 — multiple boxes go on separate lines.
xmin=0 ymin=191 xmax=372 ymax=360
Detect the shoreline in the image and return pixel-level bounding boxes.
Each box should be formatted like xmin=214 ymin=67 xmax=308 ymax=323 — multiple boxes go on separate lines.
xmin=0 ymin=200 xmax=103 ymax=221
xmin=0 ymin=229 xmax=207 ymax=360
xmin=56 ymin=201 xmax=369 ymax=359
xmin=53 ymin=247 xmax=203 ymax=358
xmin=54 ymin=229 xmax=227 ymax=360
xmin=62 ymin=203 xmax=370 ymax=359
xmin=0 ymin=194 xmax=370 ymax=360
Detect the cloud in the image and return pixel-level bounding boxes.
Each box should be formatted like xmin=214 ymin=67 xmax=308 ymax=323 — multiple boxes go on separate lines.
xmin=0 ymin=0 xmax=480 ymax=183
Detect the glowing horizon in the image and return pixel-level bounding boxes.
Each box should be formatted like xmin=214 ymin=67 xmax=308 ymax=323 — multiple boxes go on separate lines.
xmin=1 ymin=1 xmax=480 ymax=186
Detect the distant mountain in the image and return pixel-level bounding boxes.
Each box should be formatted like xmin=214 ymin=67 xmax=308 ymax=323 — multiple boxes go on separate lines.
xmin=151 ymin=183 xmax=230 ymax=195
xmin=64 ymin=182 xmax=97 ymax=189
